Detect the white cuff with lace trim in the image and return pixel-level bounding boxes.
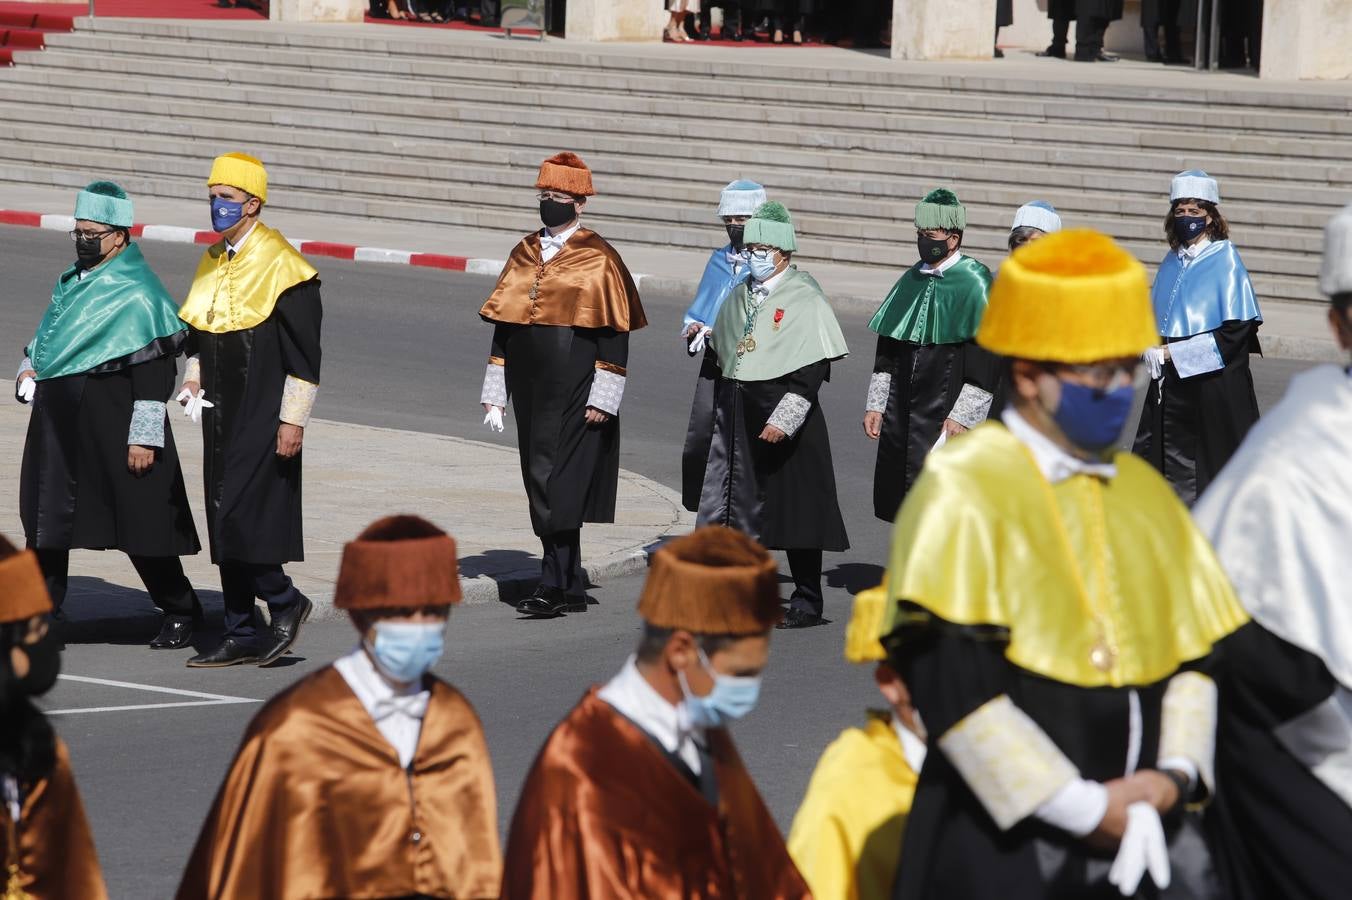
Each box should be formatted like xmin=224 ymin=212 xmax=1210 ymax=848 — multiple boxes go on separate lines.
xmin=866 ymin=372 xmax=891 ymax=414
xmin=768 ymin=392 xmax=812 ymax=437
xmin=182 ymin=354 xmax=201 ymax=386
xmin=948 ymin=383 xmax=994 ymax=430
xmin=280 ymin=376 xmax=319 ymax=428
xmin=128 ymin=400 xmax=166 ymax=447
xmin=1159 ymin=671 xmax=1217 ymax=795
xmin=481 ymin=362 xmax=508 ymax=408
xmin=17 ymin=356 xmax=33 ymax=379
xmin=587 ymin=369 xmax=626 ymax=416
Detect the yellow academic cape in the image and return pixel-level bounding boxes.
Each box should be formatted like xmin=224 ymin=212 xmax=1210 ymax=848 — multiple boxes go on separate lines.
xmin=788 ymin=714 xmax=917 ymax=900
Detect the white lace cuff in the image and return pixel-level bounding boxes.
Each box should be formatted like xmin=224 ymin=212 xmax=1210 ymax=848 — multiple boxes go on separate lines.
xmin=481 ymin=361 xmax=507 ymax=408
xmin=182 ymin=354 xmax=201 ymax=386
xmin=128 ymin=400 xmax=166 ymax=447
xmin=1170 ymin=333 xmax=1225 ymax=379
xmin=587 ymin=368 xmax=626 ymax=416
xmin=280 ymin=376 xmax=319 ymax=428
xmin=17 ymin=356 xmax=33 ymax=379
xmin=866 ymin=371 xmax=891 ymax=414
xmin=948 ymin=383 xmax=994 ymax=430
xmin=767 ymin=392 xmax=812 ymax=437
xmin=1159 ymin=671 xmax=1217 ymax=795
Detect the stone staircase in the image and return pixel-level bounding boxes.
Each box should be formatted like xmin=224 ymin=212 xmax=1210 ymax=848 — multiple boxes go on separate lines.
xmin=1 ymin=18 xmax=1350 ymax=306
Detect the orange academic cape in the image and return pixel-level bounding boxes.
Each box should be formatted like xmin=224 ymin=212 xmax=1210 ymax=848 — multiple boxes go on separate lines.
xmin=503 ymin=688 xmax=812 ymax=900
xmin=2 ymin=738 xmax=108 ymax=900
xmin=176 ymin=666 xmax=501 ymax=900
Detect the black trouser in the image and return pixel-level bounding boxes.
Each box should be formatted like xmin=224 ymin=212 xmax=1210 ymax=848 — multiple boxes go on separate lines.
xmin=540 ymin=530 xmax=586 ymax=599
xmin=220 ymin=561 xmax=301 ymax=650
xmin=33 ymin=548 xmax=198 ymax=618
xmin=1143 ymin=0 xmax=1182 ymax=59
xmin=1073 ymin=16 xmax=1109 ymax=57
xmin=786 ymin=548 xmax=824 ymax=616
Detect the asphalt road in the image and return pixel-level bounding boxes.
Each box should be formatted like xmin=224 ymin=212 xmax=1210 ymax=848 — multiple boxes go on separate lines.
xmin=0 ymin=224 xmax=1319 ymax=897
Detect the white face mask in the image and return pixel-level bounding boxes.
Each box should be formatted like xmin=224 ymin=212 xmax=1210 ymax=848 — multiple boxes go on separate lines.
xmin=747 ymin=249 xmax=779 ymax=282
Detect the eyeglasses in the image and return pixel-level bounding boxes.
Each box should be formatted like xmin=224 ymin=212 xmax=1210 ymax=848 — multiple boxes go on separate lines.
xmin=537 ymin=192 xmax=577 ymax=204
xmin=747 ymin=248 xmax=778 ymax=261
xmin=70 ymin=229 xmax=115 ymax=241
xmin=1054 ymin=362 xmax=1146 ymax=391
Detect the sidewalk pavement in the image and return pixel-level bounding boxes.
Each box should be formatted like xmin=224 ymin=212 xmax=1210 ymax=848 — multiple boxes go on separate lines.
xmin=0 ymin=401 xmax=694 ymax=628
xmin=2 ymin=182 xmax=1342 ymax=362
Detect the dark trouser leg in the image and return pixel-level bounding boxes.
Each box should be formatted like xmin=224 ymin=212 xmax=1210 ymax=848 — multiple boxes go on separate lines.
xmin=1143 ymin=26 xmax=1161 ymax=58
xmin=539 ymin=534 xmax=563 ymax=591
xmin=1050 ymin=16 xmax=1069 ymax=50
xmin=786 ymin=548 xmax=824 ymax=616
xmin=219 ymin=562 xmax=299 ymax=649
xmin=1074 ymin=16 xmax=1107 ymax=58
xmin=32 ymin=548 xmax=69 ymax=615
xmin=129 ymin=556 xmax=200 ymax=619
xmin=541 ymin=530 xmax=585 ymax=598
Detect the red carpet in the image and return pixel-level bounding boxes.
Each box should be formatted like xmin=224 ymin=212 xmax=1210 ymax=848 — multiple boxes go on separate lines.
xmin=0 ymin=0 xmax=264 ymax=21
xmin=362 ymin=13 xmax=539 ymax=35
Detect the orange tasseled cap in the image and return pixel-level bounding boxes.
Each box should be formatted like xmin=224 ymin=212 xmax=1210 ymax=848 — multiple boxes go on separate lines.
xmin=333 ymin=515 xmax=463 ymax=611
xmin=637 ymin=526 xmax=783 ymax=635
xmin=535 ymin=152 xmax=596 ymax=197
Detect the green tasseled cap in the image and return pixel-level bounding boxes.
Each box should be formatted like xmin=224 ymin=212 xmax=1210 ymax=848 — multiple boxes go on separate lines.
xmin=915 ymin=187 xmax=966 ymax=232
xmin=742 ymin=200 xmax=798 ymax=252
xmin=73 ymin=181 xmax=134 ymax=228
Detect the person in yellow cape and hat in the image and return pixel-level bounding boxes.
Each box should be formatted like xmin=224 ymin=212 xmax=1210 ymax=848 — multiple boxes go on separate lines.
xmin=175 ymin=152 xmax=322 ymax=669
xmin=0 ymin=534 xmax=108 ymax=900
xmin=177 ymin=515 xmax=501 ymax=900
xmin=880 ymin=229 xmax=1250 ymax=899
xmin=787 ymin=581 xmax=927 ymax=900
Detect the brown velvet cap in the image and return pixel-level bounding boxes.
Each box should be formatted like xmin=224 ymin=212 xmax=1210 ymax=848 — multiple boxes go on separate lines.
xmin=637 ymin=526 xmax=783 ymax=634
xmin=0 ymin=541 xmax=52 ymax=624
xmin=333 ymin=515 xmax=463 ymax=611
xmin=535 ymin=152 xmax=596 ymax=197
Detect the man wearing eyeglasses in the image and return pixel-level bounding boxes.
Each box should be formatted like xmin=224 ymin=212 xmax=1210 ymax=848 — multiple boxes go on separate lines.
xmin=880 ymin=229 xmax=1248 ymax=899
xmin=14 ymin=181 xmax=201 ymax=648
xmin=479 ymin=152 xmax=646 ymax=619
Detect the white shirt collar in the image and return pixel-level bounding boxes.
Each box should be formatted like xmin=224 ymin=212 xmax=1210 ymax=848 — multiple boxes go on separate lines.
xmin=1179 ymin=235 xmax=1212 ymax=262
xmin=333 ymin=645 xmax=429 ymax=769
xmin=225 ymin=221 xmax=258 ymax=256
xmin=919 ymin=251 xmax=963 ymax=277
xmin=751 ymin=266 xmax=789 ymax=300
xmin=893 ymin=715 xmax=928 ymax=772
xmin=1001 ymin=407 xmax=1117 ymax=484
xmin=598 ymin=655 xmax=705 ymax=775
xmin=542 ymin=219 xmax=581 ymax=244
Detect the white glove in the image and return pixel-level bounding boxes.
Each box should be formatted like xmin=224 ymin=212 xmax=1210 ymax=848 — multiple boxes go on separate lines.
xmin=483 ymin=406 xmax=504 ymax=432
xmin=1108 ymin=802 xmax=1170 ymax=896
xmin=176 ymin=388 xmax=215 ymax=425
xmin=1143 ymin=346 xmax=1167 ymax=382
xmin=16 ymin=376 xmax=35 ymax=404
xmin=688 ymin=327 xmax=712 ymax=356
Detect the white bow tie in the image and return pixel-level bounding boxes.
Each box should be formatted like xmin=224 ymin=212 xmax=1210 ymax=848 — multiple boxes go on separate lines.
xmin=541 ymin=233 xmax=567 ymax=253
xmin=750 ymin=282 xmax=770 ymax=300
xmin=371 ymin=692 xmax=430 ymax=722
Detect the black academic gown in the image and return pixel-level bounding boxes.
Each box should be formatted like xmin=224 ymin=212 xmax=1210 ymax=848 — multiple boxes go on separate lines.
xmin=19 ymin=334 xmax=199 ymax=557
xmin=1048 ymin=0 xmax=1124 ymax=19
xmin=700 ymin=359 xmax=848 ymax=552
xmin=1206 ymin=623 xmax=1352 ymax=900
xmin=872 ymin=336 xmax=1003 ymax=523
xmin=681 ymin=347 xmax=720 ymax=512
xmin=188 ymin=278 xmax=322 ymax=565
xmin=996 ymin=0 xmax=1013 ymax=27
xmin=1132 ymin=321 xmax=1260 ymax=507
xmin=491 ymin=323 xmax=624 ymax=536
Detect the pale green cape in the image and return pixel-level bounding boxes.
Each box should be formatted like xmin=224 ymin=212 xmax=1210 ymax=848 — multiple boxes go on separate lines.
xmin=711 ymin=268 xmax=849 ymax=382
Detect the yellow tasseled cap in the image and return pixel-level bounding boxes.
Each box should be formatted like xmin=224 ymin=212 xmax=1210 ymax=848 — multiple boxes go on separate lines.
xmin=977 ymin=229 xmax=1158 ymax=363
xmin=844 ymin=581 xmax=889 ymax=664
xmin=207 ymin=152 xmax=268 ymax=203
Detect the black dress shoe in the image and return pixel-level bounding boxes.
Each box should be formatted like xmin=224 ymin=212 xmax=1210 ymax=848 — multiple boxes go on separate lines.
xmin=258 ymin=595 xmax=313 ymax=666
xmin=149 ymin=615 xmax=196 ymax=650
xmin=516 ymin=586 xmax=587 ymax=618
xmin=1037 ymin=44 xmax=1066 ymax=58
xmin=777 ymin=608 xmax=827 ymax=630
xmin=186 ymin=638 xmax=260 ymax=667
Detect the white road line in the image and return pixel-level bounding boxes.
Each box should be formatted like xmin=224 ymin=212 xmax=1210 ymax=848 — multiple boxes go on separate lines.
xmin=46 ymin=699 xmax=259 ymax=716
xmin=57 ymin=674 xmax=256 ymax=703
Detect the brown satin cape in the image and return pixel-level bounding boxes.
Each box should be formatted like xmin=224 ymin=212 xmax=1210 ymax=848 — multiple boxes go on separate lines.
xmin=478 ymin=229 xmax=647 ymax=333
xmin=2 ymin=738 xmax=108 ymax=900
xmin=176 ymin=666 xmax=501 ymax=900
xmin=503 ymin=688 xmax=811 ymax=900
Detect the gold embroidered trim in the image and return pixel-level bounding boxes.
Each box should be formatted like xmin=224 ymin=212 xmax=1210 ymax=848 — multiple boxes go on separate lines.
xmin=279 ymin=376 xmax=318 ymax=428
xmin=1159 ymin=671 xmax=1217 ymax=793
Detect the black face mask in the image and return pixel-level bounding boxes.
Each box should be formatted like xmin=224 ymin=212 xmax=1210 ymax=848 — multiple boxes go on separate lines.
xmin=917 ymin=235 xmax=951 ymax=264
xmin=14 ymin=629 xmax=61 ymax=697
xmin=539 ymin=199 xmax=576 ymax=229
xmin=75 ymin=234 xmax=108 ymax=269
xmin=725 ymin=223 xmax=746 ymax=250
xmin=1173 ymin=215 xmax=1208 ymax=244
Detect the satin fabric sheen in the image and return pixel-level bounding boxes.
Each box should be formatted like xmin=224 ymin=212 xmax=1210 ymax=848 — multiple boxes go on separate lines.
xmin=3 ymin=739 xmax=108 ymax=899
xmin=27 ymin=243 xmax=186 ymax=381
xmin=1152 ymin=240 xmax=1262 ymax=338
xmin=177 ymin=666 xmax=501 ymax=900
xmin=503 ymin=689 xmax=811 ymax=900
xmin=1195 ymin=365 xmax=1352 ymax=687
xmin=479 ymin=230 xmax=647 ymax=333
xmin=179 ymin=224 xmax=319 ymax=334
xmin=884 ymin=423 xmax=1249 ymax=689
xmin=684 ymin=245 xmax=749 ymax=328
xmin=866 ymin=257 xmax=991 ymax=344
xmin=710 ymin=269 xmax=849 ymax=382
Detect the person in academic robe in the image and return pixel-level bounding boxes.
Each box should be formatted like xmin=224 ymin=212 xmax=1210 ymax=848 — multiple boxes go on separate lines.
xmin=1192 ymin=205 xmax=1352 ymax=900
xmin=177 ymin=515 xmax=501 ymax=900
xmin=1133 ymin=170 xmax=1262 ymax=506
xmin=14 ymin=181 xmax=201 ymax=650
xmin=699 ymin=200 xmax=849 ymax=629
xmin=175 ymin=152 xmax=321 ymax=668
xmin=882 ymin=229 xmax=1250 ymax=899
xmin=502 ymin=525 xmax=810 ymax=900
xmin=1042 ymin=0 xmax=1122 ymax=61
xmin=787 ymin=582 xmax=927 ymax=900
xmin=863 ymin=188 xmax=1000 ymax=523
xmin=479 ymin=152 xmax=647 ymax=619
xmin=680 ymin=179 xmax=764 ymax=511
xmin=0 ymin=534 xmax=108 ymax=900
xmin=1140 ymin=0 xmax=1184 ymax=63
xmin=1008 ymin=200 xmax=1062 ymax=251
xmin=994 ymin=0 xmax=1012 ymax=56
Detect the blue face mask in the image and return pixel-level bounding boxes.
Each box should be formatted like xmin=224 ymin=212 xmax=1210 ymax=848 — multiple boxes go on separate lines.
xmin=210 ymin=196 xmax=247 ymax=233
xmin=680 ymin=648 xmax=762 ymax=729
xmin=1052 ymin=380 xmax=1135 ymax=453
xmin=748 ymin=251 xmax=779 ymax=283
xmin=366 ymin=620 xmax=446 ymax=684
xmin=1172 ymin=214 xmax=1207 ymax=244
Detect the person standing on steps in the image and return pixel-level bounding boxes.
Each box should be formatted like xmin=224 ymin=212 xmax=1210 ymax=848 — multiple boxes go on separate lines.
xmin=176 ymin=152 xmax=322 ymax=668
xmin=15 ymin=181 xmax=202 ymax=651
xmin=479 ymin=152 xmax=647 ymax=620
